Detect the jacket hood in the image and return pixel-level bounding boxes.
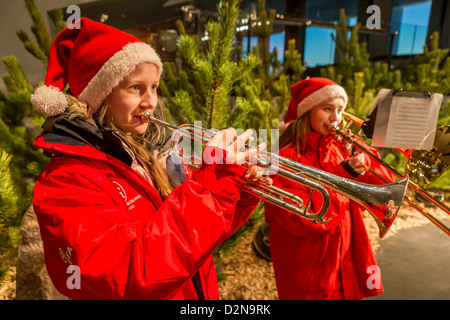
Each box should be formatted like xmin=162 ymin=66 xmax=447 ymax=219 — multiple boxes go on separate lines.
xmin=34 ymin=115 xmax=133 ymax=166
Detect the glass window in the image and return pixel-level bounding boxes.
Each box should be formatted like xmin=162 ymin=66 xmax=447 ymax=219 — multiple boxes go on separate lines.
xmin=241 ymin=36 xmax=258 ymax=55
xmin=347 ymin=16 xmax=357 ymax=26
xmin=305 ymin=0 xmax=357 ymax=24
xmin=304 ymin=26 xmax=336 ymax=68
xmin=269 ymin=32 xmax=285 ymax=63
xmin=302 ymin=0 xmax=357 ymax=67
xmin=390 ymin=1 xmax=432 ymax=55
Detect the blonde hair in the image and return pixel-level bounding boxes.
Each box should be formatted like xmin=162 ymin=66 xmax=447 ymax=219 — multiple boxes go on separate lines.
xmin=279 ymin=114 xmax=310 ymax=155
xmin=66 ymin=95 xmax=174 ymax=198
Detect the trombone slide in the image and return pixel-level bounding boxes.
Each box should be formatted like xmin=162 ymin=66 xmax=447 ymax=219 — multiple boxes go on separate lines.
xmin=333 ymin=114 xmax=450 ymax=236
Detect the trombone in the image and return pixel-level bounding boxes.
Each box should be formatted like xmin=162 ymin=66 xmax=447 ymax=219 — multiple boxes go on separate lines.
xmin=329 ymin=111 xmax=450 ymax=236
xmin=143 ymin=112 xmax=409 ymax=238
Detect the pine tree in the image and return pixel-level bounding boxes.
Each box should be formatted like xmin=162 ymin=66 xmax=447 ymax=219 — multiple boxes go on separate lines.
xmin=16 ymin=0 xmax=66 ymax=64
xmin=320 ymin=8 xmax=402 ymax=117
xmin=402 ymin=32 xmax=450 ymax=127
xmin=0 ymin=0 xmax=65 ymax=283
xmin=0 ymin=151 xmax=20 ymax=282
xmin=0 ymin=1 xmax=65 ymax=210
xmin=400 ymin=31 xmax=450 ymax=189
xmin=160 ymin=0 xmax=307 ymax=135
xmin=236 ymin=37 xmax=306 ymax=132
xmin=319 ymin=9 xmax=406 ymax=176
xmin=403 ymin=32 xmax=449 ymax=93
xmin=159 ymin=0 xmax=266 ymax=272
xmin=159 ymin=0 xmax=307 ymax=273
xmin=251 ymin=0 xmax=277 ymax=86
xmin=0 ymin=56 xmax=48 ymax=208
xmin=320 ymin=11 xmax=449 ymax=189
xmin=234 ymin=1 xmax=306 ymax=135
xmin=159 ymin=0 xmax=260 ymax=130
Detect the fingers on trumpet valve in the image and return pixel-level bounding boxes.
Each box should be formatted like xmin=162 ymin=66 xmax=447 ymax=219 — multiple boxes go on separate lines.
xmin=208 ymin=128 xmax=271 ymax=184
xmin=244 ymin=163 xmax=273 ymax=185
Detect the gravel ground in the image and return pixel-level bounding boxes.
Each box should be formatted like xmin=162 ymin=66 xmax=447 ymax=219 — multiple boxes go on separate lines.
xmin=1 ymin=198 xmax=448 ymax=300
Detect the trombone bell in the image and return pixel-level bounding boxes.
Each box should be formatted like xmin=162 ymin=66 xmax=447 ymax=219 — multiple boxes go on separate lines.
xmin=359 ymin=176 xmax=409 ymax=238
xmin=333 ymin=113 xmax=450 ymax=237
xmin=273 ymin=153 xmax=409 ymax=238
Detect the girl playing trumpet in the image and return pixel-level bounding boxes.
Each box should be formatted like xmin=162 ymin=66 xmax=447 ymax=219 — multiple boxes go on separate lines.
xmin=31 ymin=18 xmax=270 ymax=300
xmin=265 ymin=77 xmax=395 ymax=300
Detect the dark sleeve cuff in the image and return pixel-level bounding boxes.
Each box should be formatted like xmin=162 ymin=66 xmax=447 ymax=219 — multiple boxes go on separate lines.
xmin=341 ymin=160 xmax=363 ymax=178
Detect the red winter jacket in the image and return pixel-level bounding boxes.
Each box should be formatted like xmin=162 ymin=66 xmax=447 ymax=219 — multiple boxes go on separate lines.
xmin=265 ymin=132 xmax=394 ymax=300
xmin=32 ymin=120 xmax=259 ymax=300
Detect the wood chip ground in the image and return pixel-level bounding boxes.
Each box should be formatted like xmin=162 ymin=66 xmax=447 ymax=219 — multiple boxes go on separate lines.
xmin=1 ymin=200 xmax=448 ymax=300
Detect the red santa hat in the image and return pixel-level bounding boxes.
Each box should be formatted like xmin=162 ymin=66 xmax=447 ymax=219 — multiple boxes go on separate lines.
xmin=31 ymin=18 xmax=163 ymax=117
xmin=283 ymin=77 xmax=348 ymax=125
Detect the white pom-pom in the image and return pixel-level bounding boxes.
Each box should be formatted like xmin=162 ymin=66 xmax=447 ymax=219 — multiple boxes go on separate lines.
xmin=30 ymin=85 xmax=67 ymax=116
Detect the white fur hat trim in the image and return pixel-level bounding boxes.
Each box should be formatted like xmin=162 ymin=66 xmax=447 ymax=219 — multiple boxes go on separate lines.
xmin=297 ymin=84 xmax=348 ymax=118
xmin=78 ymin=42 xmax=163 ymax=112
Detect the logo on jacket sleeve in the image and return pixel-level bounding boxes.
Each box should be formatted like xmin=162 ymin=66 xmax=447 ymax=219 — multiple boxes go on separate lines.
xmin=112 ymin=181 xmax=127 ymax=201
xmin=112 ymin=180 xmax=142 ymax=211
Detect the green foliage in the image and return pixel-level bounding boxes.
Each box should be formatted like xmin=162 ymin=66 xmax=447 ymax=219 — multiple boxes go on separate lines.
xmin=17 ymin=0 xmax=50 ymax=62
xmin=161 ymin=0 xmax=260 ymax=129
xmin=16 ymin=0 xmax=65 ymax=63
xmin=279 ymin=39 xmax=306 ymax=84
xmin=251 ymin=0 xmax=276 ymax=85
xmin=0 ymin=0 xmax=65 ymax=283
xmin=0 ymin=55 xmax=48 ymax=213
xmin=0 ymin=151 xmax=21 ymax=282
xmin=0 ymin=152 xmax=19 ymax=229
xmin=403 ymin=32 xmax=450 ymax=95
xmin=427 ymin=169 xmax=450 ymax=191
xmin=218 ymin=201 xmax=265 ymax=260
xmin=321 ymin=9 xmax=402 ymax=118
xmin=161 ymin=0 xmax=307 ymax=140
xmin=321 ymin=9 xmax=449 ymax=189
xmin=401 ymin=32 xmax=450 ymax=129
xmin=233 ymin=2 xmax=306 ymax=142
xmin=0 ymin=0 xmax=65 ymax=210
xmin=234 ymin=39 xmax=306 ymax=138
xmin=321 ymin=9 xmax=449 ymax=132
xmin=437 ymin=100 xmax=450 ymax=128
xmin=159 ymin=0 xmax=265 ymax=275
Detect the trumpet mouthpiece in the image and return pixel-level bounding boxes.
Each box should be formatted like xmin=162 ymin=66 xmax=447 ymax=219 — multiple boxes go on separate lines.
xmin=328 ymin=122 xmax=339 ymax=132
xmin=142 ymin=112 xmax=153 ymax=121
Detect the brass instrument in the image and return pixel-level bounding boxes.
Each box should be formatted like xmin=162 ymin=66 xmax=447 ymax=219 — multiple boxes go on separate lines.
xmin=329 ymin=111 xmax=450 ymax=236
xmin=143 ymin=112 xmax=409 ymax=238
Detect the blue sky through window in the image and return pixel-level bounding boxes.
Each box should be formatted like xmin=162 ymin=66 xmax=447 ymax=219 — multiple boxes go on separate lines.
xmin=240 ymin=1 xmax=432 ymax=67
xmin=392 ymin=1 xmax=432 ymax=55
xmin=304 ymin=27 xmax=336 ymax=67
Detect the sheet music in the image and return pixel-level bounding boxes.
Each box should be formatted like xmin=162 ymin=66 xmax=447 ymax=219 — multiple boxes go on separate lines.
xmin=371 ymin=90 xmax=442 ymax=150
xmin=384 ymin=96 xmax=431 ymax=148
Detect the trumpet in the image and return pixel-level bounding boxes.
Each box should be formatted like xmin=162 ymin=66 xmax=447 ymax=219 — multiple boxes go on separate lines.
xmin=143 ymin=112 xmax=409 ymax=237
xmin=330 ymin=111 xmax=450 ymax=236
